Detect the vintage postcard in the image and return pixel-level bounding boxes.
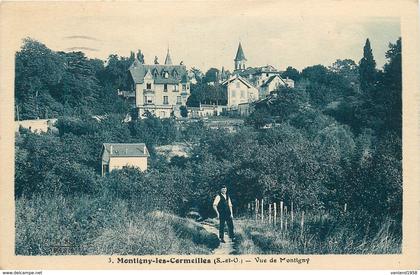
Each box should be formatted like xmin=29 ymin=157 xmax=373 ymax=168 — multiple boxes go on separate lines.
xmin=0 ymin=0 xmax=419 ymax=270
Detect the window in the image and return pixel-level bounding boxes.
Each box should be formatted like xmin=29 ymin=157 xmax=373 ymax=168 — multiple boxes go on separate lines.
xmin=231 ymin=90 xmax=236 ymax=98
xmin=164 ymin=84 xmax=168 ymax=92
xmin=240 ymin=90 xmax=245 ymax=99
xmin=236 ymin=81 xmax=240 ymax=88
xmin=145 ymin=95 xmax=153 ymax=104
xmin=182 ymin=84 xmax=186 ymax=91
xmin=177 ymin=96 xmax=181 ymax=104
xmin=164 ymin=72 xmax=169 ymax=78
xmin=163 ymin=96 xmax=169 ymax=105
xmin=266 ymin=73 xmax=269 ymax=77
xmin=174 ymin=85 xmax=179 ymax=92
xmin=146 ymin=83 xmax=152 ymax=89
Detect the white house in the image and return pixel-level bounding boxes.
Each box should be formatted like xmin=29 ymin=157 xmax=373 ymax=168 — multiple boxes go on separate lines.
xmin=260 ymin=75 xmax=295 ymax=97
xmin=101 ymin=143 xmax=150 ymax=176
xmin=128 ymin=49 xmax=190 ymax=118
xmin=221 ymin=75 xmax=259 ymax=110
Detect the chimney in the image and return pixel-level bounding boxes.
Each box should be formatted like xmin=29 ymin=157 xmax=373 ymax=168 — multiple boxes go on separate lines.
xmin=110 ymin=145 xmax=113 ymax=155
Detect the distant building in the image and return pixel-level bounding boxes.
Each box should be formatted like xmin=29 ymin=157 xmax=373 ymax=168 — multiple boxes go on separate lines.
xmin=260 ymin=75 xmax=294 ymax=97
xmin=15 ymin=119 xmax=58 ymax=134
xmin=128 ymin=49 xmax=190 ymax=118
xmin=101 ymin=143 xmax=150 ymax=176
xmin=221 ymin=74 xmax=259 ymax=110
xmin=188 ymin=104 xmax=227 ymax=118
xmin=232 ymin=43 xmax=294 ymax=96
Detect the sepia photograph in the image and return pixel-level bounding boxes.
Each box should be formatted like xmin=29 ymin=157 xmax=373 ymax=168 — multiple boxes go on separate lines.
xmin=1 ymin=0 xmax=419 ymax=270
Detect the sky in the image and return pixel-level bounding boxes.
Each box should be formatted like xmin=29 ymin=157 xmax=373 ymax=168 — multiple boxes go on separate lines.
xmin=4 ymin=1 xmax=401 ymax=72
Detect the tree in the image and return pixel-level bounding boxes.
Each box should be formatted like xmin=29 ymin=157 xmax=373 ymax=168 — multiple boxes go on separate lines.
xmin=281 ymin=66 xmax=301 ymax=81
xmin=359 ymin=38 xmax=377 ymax=93
xmin=329 ymin=59 xmax=359 ymax=87
xmin=180 ymin=106 xmax=188 ymax=118
xmin=136 ymin=50 xmax=145 ymax=64
xmin=190 ymin=67 xmax=204 ymax=83
xmin=15 ymin=38 xmax=65 ymax=119
xmin=203 ymin=68 xmax=220 ymax=83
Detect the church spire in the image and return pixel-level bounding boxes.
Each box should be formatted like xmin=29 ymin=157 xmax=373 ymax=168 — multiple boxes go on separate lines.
xmin=164 ymin=47 xmax=173 ymax=65
xmin=234 ymin=42 xmax=247 ymax=71
xmin=234 ymin=42 xmax=247 ymax=61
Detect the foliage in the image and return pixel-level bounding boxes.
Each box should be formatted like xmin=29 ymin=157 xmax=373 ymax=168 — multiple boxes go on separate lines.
xmin=235 ymin=212 xmax=401 ymax=254
xmin=203 ymin=67 xmax=220 ymax=83
xmin=187 ymin=83 xmax=227 ymax=106
xmin=281 ymin=66 xmax=301 ymax=81
xmin=16 ymin=195 xmax=217 ymax=255
xmin=359 ymin=38 xmax=377 ymax=93
xmin=180 ymin=105 xmax=188 ymax=117
xmin=15 ymin=38 xmax=131 ymax=119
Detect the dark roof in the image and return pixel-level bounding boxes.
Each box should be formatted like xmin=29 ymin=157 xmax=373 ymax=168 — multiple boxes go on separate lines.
xmin=234 ymin=43 xmax=247 ymax=61
xmin=221 ymin=75 xmax=254 ymax=89
xmin=237 ymin=65 xmax=281 ymax=76
xmin=129 ymin=63 xmax=188 ymax=85
xmin=260 ymin=75 xmax=286 ymax=88
xmin=102 ymin=143 xmax=150 ymax=157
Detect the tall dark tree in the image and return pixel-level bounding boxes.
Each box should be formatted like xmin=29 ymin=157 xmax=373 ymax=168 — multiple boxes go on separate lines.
xmin=203 ymin=68 xmax=220 ymax=83
xmin=359 ymin=38 xmax=377 ymax=92
xmin=136 ymin=50 xmax=145 ymax=64
xmin=281 ymin=66 xmax=301 ymax=81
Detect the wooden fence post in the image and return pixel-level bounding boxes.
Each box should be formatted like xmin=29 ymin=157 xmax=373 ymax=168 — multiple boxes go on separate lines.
xmin=291 ymin=201 xmax=294 ymax=225
xmin=280 ymin=201 xmax=284 ymax=231
xmin=300 ymin=211 xmax=305 ymax=235
xmin=284 ymin=205 xmax=288 ymax=231
xmin=255 ymin=199 xmax=258 ymax=221
xmin=273 ymin=202 xmax=277 ymax=226
xmin=344 ymin=203 xmax=347 ymax=213
xmin=269 ymin=204 xmax=272 ymax=224
xmin=261 ymin=199 xmax=264 ymax=222
xmin=285 ymin=217 xmax=288 ymax=231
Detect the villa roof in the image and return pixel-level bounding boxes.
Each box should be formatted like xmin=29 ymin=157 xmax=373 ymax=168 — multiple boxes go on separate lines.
xmin=260 ymin=75 xmax=287 ymax=88
xmin=129 ymin=62 xmax=188 ymax=85
xmin=221 ymin=74 xmax=255 ymax=89
xmin=102 ymin=143 xmax=150 ymax=159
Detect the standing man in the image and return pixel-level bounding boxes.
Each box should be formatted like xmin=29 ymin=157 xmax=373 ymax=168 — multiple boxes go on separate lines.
xmin=213 ymin=185 xmax=235 ymax=243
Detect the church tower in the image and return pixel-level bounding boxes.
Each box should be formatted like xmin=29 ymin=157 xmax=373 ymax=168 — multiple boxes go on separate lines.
xmin=234 ymin=42 xmax=247 ymax=71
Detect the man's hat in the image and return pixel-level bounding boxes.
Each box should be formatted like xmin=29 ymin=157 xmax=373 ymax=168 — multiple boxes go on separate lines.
xmin=220 ymin=184 xmax=227 ymax=189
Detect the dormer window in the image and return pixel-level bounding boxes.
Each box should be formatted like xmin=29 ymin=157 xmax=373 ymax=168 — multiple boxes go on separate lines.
xmin=162 ymin=70 xmax=169 ymax=78
xmin=172 ymin=69 xmax=178 ymax=78
xmin=153 ymin=69 xmax=158 ymax=77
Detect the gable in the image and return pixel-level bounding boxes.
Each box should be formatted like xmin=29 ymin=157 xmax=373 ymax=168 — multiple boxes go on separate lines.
xmin=129 ymin=64 xmax=188 ymax=85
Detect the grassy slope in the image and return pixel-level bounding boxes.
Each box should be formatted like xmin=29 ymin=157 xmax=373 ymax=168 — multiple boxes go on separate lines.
xmin=15 ymin=195 xmax=219 ymax=255
xmin=233 ymin=213 xmax=401 ymax=254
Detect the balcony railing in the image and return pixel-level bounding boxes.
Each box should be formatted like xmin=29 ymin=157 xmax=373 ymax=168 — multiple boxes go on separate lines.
xmin=143 ymin=89 xmax=155 ymax=94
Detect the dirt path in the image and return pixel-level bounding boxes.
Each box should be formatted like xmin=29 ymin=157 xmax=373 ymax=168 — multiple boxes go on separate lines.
xmin=201 ymin=220 xmax=235 ymax=255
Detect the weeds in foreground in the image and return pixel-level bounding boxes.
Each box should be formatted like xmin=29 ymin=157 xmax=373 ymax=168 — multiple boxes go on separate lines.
xmin=233 ymin=212 xmax=401 ymax=254
xmin=15 ymin=195 xmax=218 ymax=255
